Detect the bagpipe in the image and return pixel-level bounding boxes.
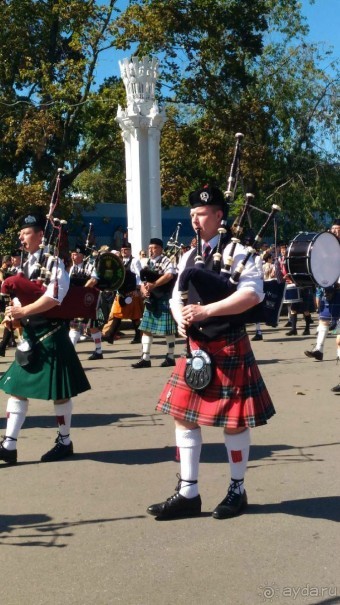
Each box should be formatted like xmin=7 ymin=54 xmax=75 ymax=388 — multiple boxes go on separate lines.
xmin=140 ymin=258 xmax=177 ymax=301
xmin=178 ymin=133 xmax=283 ymax=338
xmin=163 ymin=222 xmax=183 ymax=266
xmin=1 ymin=170 xmax=124 ymax=320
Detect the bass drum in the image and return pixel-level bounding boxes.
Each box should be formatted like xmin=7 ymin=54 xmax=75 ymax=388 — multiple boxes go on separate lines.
xmin=94 ymin=251 xmax=125 ymax=291
xmin=286 ymin=231 xmax=340 ymax=288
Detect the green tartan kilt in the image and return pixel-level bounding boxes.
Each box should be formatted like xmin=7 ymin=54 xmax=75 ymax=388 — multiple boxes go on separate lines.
xmin=139 ymin=295 xmax=176 ymax=336
xmin=0 ymin=320 xmax=91 ymax=400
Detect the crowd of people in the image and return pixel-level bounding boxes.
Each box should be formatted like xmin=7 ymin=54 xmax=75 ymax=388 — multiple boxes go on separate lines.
xmin=0 ymin=202 xmax=339 ymax=520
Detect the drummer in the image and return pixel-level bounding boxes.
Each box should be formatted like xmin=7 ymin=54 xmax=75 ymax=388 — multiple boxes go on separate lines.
xmin=305 ymin=218 xmax=340 ymax=361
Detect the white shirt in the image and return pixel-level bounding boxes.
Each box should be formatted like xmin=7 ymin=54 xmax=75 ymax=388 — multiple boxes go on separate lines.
xmin=25 ymin=250 xmax=69 ymax=304
xmin=171 ymin=239 xmax=264 ymax=307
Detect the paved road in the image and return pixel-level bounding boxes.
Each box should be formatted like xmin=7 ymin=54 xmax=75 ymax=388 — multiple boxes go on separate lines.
xmin=0 ymin=319 xmax=339 ymax=605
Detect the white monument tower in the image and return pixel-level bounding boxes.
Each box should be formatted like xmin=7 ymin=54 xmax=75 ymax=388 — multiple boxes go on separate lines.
xmin=116 ymin=56 xmax=166 ymax=254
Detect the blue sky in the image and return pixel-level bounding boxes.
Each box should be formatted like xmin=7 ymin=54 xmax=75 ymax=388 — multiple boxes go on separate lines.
xmin=94 ymin=0 xmax=340 ymax=86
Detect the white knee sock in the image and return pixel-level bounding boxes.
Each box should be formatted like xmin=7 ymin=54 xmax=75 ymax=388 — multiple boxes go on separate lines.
xmin=142 ymin=334 xmax=153 ymax=361
xmin=224 ymin=429 xmax=251 ymax=492
xmin=316 ymin=324 xmax=329 ymax=352
xmin=54 ymin=399 xmax=73 ymax=445
xmin=69 ymin=328 xmax=81 ymax=346
xmin=91 ymin=331 xmax=102 ymax=354
xmin=165 ymin=335 xmax=176 ymax=358
xmin=4 ymin=397 xmax=29 ymax=449
xmin=176 ymin=428 xmax=202 ymax=498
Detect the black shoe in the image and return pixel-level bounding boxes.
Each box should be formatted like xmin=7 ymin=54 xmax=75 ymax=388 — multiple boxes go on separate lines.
xmin=88 ymin=351 xmax=103 ymax=360
xmin=304 ymin=348 xmax=323 ymax=361
xmin=131 ymin=358 xmax=151 ymax=369
xmin=102 ymin=335 xmax=114 ymax=344
xmin=130 ymin=337 xmax=142 ymax=344
xmin=0 ymin=439 xmax=17 ymax=465
xmin=331 ymin=384 xmax=340 ymax=393
xmin=160 ymin=355 xmax=176 ymax=367
xmin=41 ymin=435 xmax=74 ymax=462
xmin=302 ymin=328 xmax=310 ymax=335
xmin=147 ymin=476 xmax=201 ymax=519
xmin=0 ymin=346 xmax=6 ymax=357
xmin=252 ymin=332 xmax=263 ymax=341
xmin=286 ymin=329 xmax=297 ymax=336
xmin=212 ymin=480 xmax=248 ymax=519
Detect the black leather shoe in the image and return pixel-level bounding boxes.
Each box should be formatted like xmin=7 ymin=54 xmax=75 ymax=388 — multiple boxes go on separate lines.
xmin=102 ymin=335 xmax=114 ymax=344
xmin=0 ymin=346 xmax=6 ymax=357
xmin=88 ymin=352 xmax=103 ymax=360
xmin=331 ymin=384 xmax=340 ymax=393
xmin=0 ymin=440 xmax=17 ymax=465
xmin=131 ymin=359 xmax=151 ymax=368
xmin=160 ymin=355 xmax=176 ymax=367
xmin=41 ymin=436 xmax=74 ymax=462
xmin=286 ymin=329 xmax=297 ymax=336
xmin=304 ymin=348 xmax=323 ymax=361
xmin=252 ymin=332 xmax=263 ymax=341
xmin=130 ymin=337 xmax=142 ymax=344
xmin=212 ymin=481 xmax=248 ymax=519
xmin=302 ymin=328 xmax=310 ymax=335
xmin=147 ymin=491 xmax=201 ymax=519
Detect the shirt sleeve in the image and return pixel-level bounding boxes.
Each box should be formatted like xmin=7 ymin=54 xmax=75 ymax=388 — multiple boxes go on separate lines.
xmin=225 ymin=243 xmax=264 ymax=300
xmin=43 ymin=259 xmax=70 ymax=304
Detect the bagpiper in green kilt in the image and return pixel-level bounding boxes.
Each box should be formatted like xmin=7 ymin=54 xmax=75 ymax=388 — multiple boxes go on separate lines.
xmin=0 ymin=317 xmax=91 ymax=400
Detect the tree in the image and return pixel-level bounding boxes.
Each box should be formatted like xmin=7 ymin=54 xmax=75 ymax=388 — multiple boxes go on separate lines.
xmin=0 ymin=0 xmax=126 ymax=252
xmin=116 ymin=0 xmax=339 ymax=236
xmin=0 ymin=0 xmax=339 ymax=253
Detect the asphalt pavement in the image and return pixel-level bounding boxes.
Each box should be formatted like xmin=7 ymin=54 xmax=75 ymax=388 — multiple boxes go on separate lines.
xmin=0 ymin=317 xmax=339 ymax=605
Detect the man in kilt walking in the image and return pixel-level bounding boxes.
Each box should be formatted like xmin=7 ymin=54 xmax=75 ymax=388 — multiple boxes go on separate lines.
xmin=147 ymin=186 xmax=275 ymax=520
xmin=132 ymin=238 xmax=177 ymax=369
xmin=0 ymin=213 xmax=91 ymax=465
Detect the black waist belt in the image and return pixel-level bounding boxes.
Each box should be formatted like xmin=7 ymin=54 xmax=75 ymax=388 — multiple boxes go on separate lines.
xmin=21 ymin=315 xmax=66 ymax=329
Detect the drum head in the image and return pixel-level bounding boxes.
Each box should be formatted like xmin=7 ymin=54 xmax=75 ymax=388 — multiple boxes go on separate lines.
xmin=287 ymin=231 xmax=340 ymax=288
xmin=310 ymin=232 xmax=340 ymax=287
xmin=95 ymin=252 xmax=125 ymax=290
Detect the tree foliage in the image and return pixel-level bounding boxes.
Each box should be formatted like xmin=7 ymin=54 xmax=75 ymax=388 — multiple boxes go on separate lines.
xmin=0 ymin=0 xmax=339 ymax=253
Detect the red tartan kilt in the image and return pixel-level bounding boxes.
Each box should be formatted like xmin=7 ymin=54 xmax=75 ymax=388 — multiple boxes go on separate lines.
xmin=157 ymin=332 xmax=275 ymax=429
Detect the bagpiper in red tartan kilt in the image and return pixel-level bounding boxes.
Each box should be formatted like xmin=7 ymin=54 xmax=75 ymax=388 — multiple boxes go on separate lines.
xmin=157 ymin=327 xmax=275 ymax=429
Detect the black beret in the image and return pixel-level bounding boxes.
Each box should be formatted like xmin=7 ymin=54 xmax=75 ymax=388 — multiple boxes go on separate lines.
xmin=19 ymin=213 xmax=46 ymax=230
xmin=189 ymin=185 xmax=225 ymax=209
xmin=149 ymin=238 xmax=163 ymax=248
xmin=332 ymin=218 xmax=340 ymax=226
xmin=71 ymin=244 xmax=86 ymax=255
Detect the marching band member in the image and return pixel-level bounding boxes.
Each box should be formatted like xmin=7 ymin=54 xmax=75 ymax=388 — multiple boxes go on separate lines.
xmin=0 ymin=212 xmax=91 ymax=465
xmin=146 ymin=186 xmax=275 ymax=520
xmin=132 ymin=238 xmax=177 ymax=368
xmin=0 ymin=249 xmax=22 ymax=356
xmin=304 ymin=218 xmax=340 ymax=361
xmin=102 ymin=242 xmax=144 ymax=344
xmin=68 ymin=243 xmax=104 ymax=360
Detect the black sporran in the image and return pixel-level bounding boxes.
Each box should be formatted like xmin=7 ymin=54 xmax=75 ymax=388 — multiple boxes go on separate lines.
xmin=184 ymin=349 xmax=214 ymax=392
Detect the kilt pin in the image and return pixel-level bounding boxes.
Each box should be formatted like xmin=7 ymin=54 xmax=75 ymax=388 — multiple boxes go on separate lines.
xmin=157 ymin=329 xmax=275 ymax=429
